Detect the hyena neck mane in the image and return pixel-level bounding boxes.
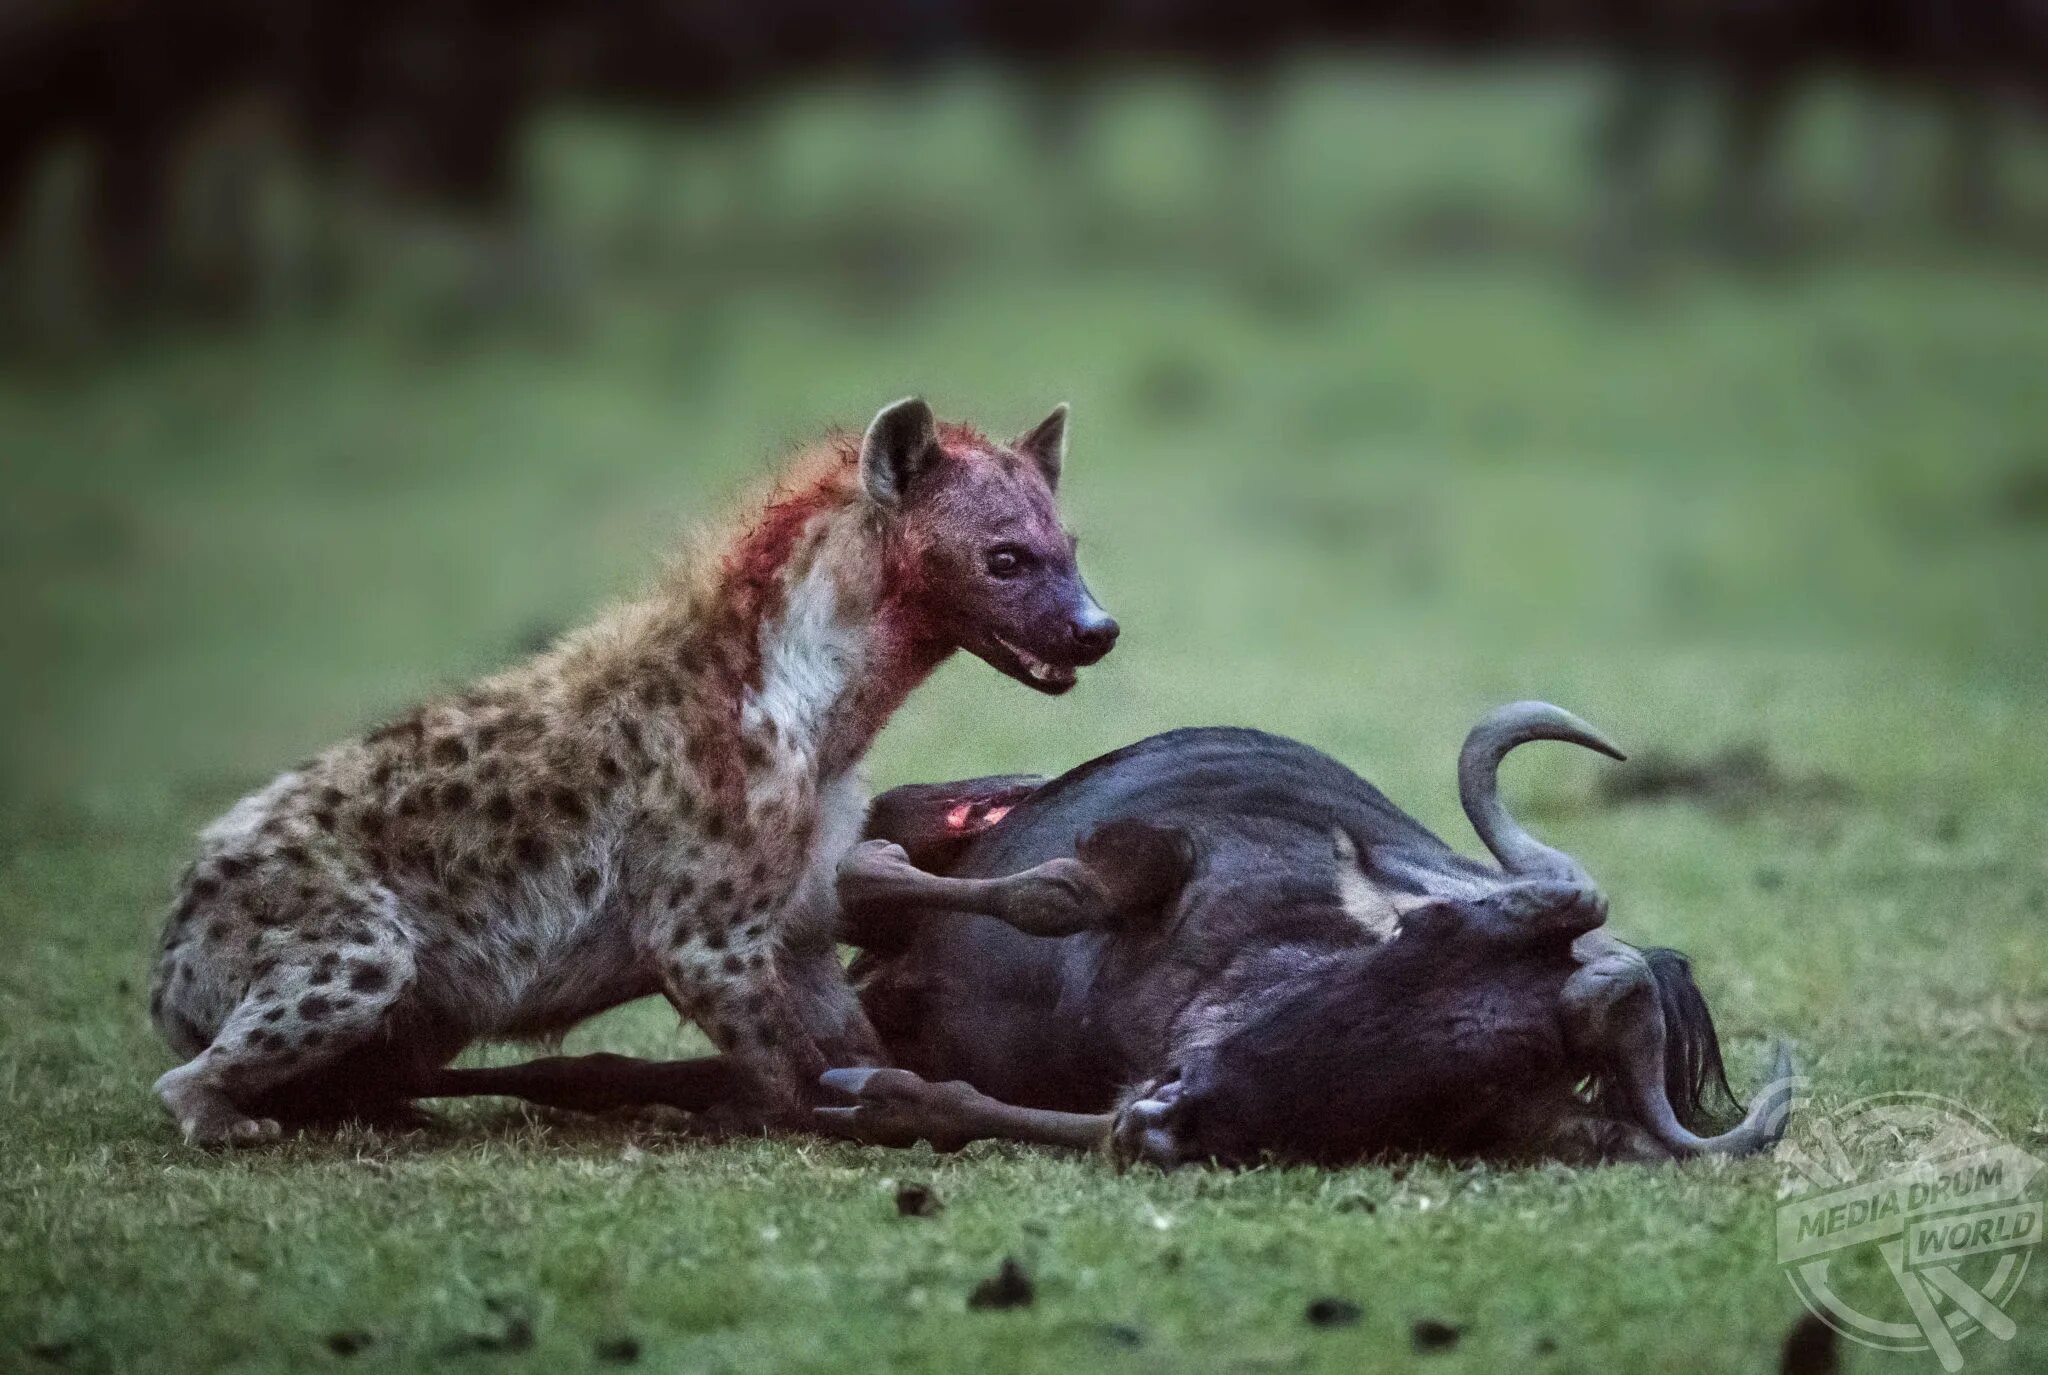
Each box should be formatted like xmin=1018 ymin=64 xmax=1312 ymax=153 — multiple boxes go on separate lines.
xmin=562 ymin=435 xmax=953 ymax=795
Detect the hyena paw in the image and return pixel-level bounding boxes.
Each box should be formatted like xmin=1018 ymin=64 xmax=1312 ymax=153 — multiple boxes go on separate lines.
xmin=158 ymin=1067 xmax=283 ymax=1149
xmin=184 ymin=1112 xmax=282 ymax=1149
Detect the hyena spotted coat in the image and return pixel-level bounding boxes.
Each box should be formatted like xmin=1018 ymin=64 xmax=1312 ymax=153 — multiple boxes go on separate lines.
xmin=149 ymin=398 xmax=1118 ymax=1145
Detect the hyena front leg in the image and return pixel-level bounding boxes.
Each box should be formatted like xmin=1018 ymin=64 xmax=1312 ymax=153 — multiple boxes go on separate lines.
xmin=639 ymin=888 xmax=826 ymax=1124
xmin=780 ymin=941 xmax=884 ymax=1069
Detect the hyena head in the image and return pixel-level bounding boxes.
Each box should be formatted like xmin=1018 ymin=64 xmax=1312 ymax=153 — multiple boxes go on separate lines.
xmin=860 ymin=397 xmax=1117 ymax=695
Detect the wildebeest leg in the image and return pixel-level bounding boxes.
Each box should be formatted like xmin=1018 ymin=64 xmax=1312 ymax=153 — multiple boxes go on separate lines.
xmin=814 ymin=1067 xmax=1109 ymax=1153
xmin=781 ymin=942 xmax=886 ymax=1068
xmin=422 ymin=1053 xmax=739 ymax=1115
xmin=1562 ymin=948 xmax=1795 ymax=1157
xmin=837 ymin=819 xmax=1192 ymax=938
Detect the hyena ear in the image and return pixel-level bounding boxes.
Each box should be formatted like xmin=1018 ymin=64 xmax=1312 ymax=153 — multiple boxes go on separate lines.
xmin=860 ymin=397 xmax=941 ymax=508
xmin=1012 ymin=402 xmax=1068 ymax=491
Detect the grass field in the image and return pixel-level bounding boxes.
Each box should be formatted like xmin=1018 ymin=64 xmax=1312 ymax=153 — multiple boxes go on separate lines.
xmin=4 ymin=65 xmax=2047 ymax=1374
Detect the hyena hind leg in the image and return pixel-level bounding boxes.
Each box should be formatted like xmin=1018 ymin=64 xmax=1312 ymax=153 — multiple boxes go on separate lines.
xmin=154 ymin=1060 xmax=283 ymax=1147
xmin=154 ymin=940 xmax=418 ymax=1147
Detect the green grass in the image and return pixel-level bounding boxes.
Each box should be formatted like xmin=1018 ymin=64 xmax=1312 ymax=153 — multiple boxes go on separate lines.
xmin=4 ymin=65 xmax=2047 ymax=1374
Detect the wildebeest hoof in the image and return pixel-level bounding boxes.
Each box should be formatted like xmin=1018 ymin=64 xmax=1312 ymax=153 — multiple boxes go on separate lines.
xmin=836 ymin=839 xmax=922 ymax=908
xmin=814 ymin=1067 xmax=985 ymax=1151
xmin=1109 ymin=1077 xmax=1185 ymax=1171
xmin=995 ymin=857 xmax=1112 ymax=936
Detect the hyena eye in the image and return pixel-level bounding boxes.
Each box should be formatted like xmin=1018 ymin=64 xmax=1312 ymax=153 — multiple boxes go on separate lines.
xmin=984 ymin=546 xmax=1030 ymax=578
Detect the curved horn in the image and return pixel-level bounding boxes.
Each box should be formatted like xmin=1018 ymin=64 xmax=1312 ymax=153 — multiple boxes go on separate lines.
xmin=1566 ymin=949 xmax=1796 ymax=1159
xmin=1458 ymin=701 xmax=1625 ymax=882
xmin=1627 ymin=1040 xmax=1798 ymax=1159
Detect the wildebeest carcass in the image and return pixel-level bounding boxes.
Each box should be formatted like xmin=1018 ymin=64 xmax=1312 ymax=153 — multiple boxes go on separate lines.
xmin=428 ymin=702 xmax=1794 ymax=1167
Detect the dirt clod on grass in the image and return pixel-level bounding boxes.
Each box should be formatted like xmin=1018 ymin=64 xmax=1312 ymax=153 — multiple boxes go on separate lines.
xmin=324 ymin=1331 xmax=373 ymax=1357
xmin=895 ymin=1182 xmax=942 ymax=1217
xmin=1411 ymin=1319 xmax=1463 ymax=1352
xmin=968 ymin=1258 xmax=1035 ymax=1311
xmin=1128 ymin=355 xmax=1214 ymax=420
xmin=1305 ymin=1298 xmax=1362 ymax=1328
xmin=1779 ymin=1312 xmax=1837 ymax=1375
xmin=595 ymin=1336 xmax=641 ymax=1364
xmin=442 ymin=1303 xmax=534 ymax=1356
xmin=1990 ymin=462 xmax=2048 ymax=526
xmin=1594 ymin=743 xmax=1849 ymax=816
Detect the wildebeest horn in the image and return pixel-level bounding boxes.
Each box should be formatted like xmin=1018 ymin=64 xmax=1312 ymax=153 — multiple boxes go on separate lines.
xmin=1458 ymin=701 xmax=1625 ymax=883
xmin=1626 ymin=1040 xmax=1798 ymax=1158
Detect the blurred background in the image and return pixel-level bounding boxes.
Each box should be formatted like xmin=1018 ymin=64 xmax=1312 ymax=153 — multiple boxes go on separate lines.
xmin=7 ymin=12 xmax=2048 ymax=1363
xmin=7 ymin=2 xmax=2048 ymax=343
xmin=4 ymin=0 xmax=2047 ymax=846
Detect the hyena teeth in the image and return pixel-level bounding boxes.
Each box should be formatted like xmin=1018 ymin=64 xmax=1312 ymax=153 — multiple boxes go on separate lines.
xmin=999 ymin=635 xmax=1077 ymax=686
xmin=1027 ymin=657 xmax=1075 ymax=686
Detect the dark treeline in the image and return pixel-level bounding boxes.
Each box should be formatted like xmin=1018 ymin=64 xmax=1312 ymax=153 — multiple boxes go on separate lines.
xmin=4 ymin=1 xmax=2044 ymax=322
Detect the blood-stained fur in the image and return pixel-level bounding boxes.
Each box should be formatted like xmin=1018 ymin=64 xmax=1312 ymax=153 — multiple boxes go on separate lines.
xmin=148 ymin=397 xmax=1117 ymax=1145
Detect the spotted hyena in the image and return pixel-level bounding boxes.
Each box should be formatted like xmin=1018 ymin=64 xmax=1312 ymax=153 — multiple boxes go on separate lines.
xmin=148 ymin=398 xmax=1118 ymax=1145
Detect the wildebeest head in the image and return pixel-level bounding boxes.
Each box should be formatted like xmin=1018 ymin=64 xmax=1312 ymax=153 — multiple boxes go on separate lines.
xmin=861 ymin=397 xmax=1117 ymax=695
xmin=1119 ymin=886 xmax=1600 ymax=1168
xmin=1114 ymin=879 xmax=1791 ymax=1170
xmin=1102 ymin=702 xmax=1794 ymax=1169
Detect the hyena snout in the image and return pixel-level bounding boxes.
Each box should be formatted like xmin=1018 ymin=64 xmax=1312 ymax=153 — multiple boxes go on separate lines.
xmin=1065 ymin=596 xmax=1119 ymax=662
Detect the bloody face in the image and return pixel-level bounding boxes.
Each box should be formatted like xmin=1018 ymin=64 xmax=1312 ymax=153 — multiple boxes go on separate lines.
xmin=873 ymin=403 xmax=1117 ymax=696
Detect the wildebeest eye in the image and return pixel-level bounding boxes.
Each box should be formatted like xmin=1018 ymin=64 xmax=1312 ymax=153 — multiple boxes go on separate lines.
xmin=984 ymin=546 xmax=1029 ymax=578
